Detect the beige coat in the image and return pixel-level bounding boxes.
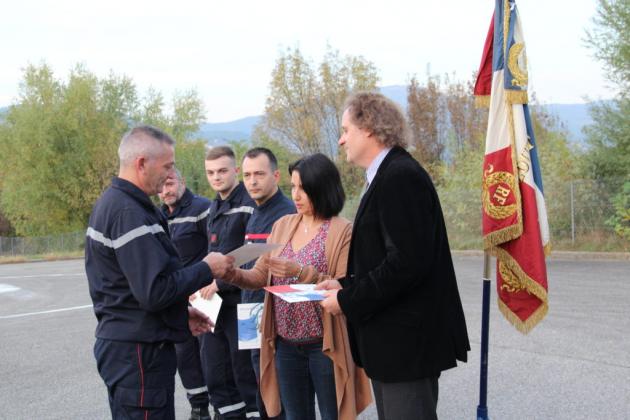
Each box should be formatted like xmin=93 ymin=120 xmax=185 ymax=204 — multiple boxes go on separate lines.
xmin=234 ymin=214 xmax=372 ymax=419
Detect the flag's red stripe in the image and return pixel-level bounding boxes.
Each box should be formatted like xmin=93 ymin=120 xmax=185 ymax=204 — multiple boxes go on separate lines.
xmin=498 ymin=182 xmax=548 ymax=322
xmin=474 ymin=12 xmax=495 ymax=97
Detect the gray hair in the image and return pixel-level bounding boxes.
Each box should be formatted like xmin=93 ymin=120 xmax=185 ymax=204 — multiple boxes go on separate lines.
xmin=118 ymin=125 xmax=175 ymax=167
xmin=171 ymin=167 xmax=183 ymax=181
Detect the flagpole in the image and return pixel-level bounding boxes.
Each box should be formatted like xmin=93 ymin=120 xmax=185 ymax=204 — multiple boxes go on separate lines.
xmin=477 ymin=251 xmax=491 ymax=420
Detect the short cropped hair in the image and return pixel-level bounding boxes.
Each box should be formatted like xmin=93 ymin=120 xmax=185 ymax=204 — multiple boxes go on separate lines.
xmin=343 ymin=92 xmax=408 ymax=148
xmin=170 ymin=168 xmax=183 ymax=182
xmin=289 ymin=153 xmax=345 ymax=219
xmin=118 ymin=125 xmax=175 ymax=167
xmin=205 ymin=145 xmax=235 ymax=162
xmin=243 ymin=147 xmax=278 ymax=171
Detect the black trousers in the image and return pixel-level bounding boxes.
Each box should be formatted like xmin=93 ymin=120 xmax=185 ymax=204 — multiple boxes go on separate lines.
xmin=199 ymin=304 xmax=259 ymax=419
xmin=371 ymin=377 xmax=439 ymax=420
xmin=175 ymin=336 xmax=210 ymax=408
xmin=94 ymin=338 xmax=176 ymax=420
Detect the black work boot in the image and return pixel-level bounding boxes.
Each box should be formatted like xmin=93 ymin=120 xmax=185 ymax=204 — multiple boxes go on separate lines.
xmin=189 ymin=405 xmax=211 ymax=420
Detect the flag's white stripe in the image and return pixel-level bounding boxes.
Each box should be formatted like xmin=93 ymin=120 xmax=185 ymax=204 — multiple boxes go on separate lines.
xmin=224 ymin=206 xmax=254 ymax=215
xmin=87 ymin=224 xmax=165 ymax=250
xmin=513 ymin=101 xmax=537 ymax=186
xmin=168 ymin=208 xmax=210 ymax=225
xmin=535 ymin=187 xmax=551 ymax=247
xmin=485 ymin=69 xmax=511 ymax=155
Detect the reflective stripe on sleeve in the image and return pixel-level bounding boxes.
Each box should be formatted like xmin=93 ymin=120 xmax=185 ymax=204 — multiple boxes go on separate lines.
xmin=224 ymin=206 xmax=254 ymax=215
xmin=86 ymin=224 xmax=165 ymax=250
xmin=168 ymin=208 xmax=210 ymax=225
xmin=217 ymin=401 xmax=246 ymax=414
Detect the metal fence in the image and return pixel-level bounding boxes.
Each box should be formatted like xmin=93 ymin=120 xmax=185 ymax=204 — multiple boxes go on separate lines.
xmin=439 ymin=179 xmax=628 ymax=252
xmin=0 ymin=231 xmax=84 ymax=257
xmin=0 ymin=179 xmax=627 ymax=257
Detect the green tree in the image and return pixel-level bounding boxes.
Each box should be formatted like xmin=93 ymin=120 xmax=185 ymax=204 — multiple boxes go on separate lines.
xmin=260 ymin=46 xmax=379 ymax=159
xmin=584 ymin=0 xmax=630 ymax=240
xmin=0 ymin=64 xmax=207 ymax=236
xmin=251 ymin=127 xmax=299 ymax=196
xmin=407 ymin=74 xmax=446 ymax=179
xmin=133 ymin=87 xmax=209 ymax=198
xmin=585 ymin=0 xmax=630 ymax=91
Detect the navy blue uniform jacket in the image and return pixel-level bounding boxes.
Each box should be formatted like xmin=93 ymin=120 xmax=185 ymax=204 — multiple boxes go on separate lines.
xmin=161 ymin=188 xmax=212 ymax=266
xmin=241 ymin=188 xmax=295 ymax=303
xmin=85 ymin=177 xmax=213 ymax=343
xmin=207 ymin=182 xmax=255 ymax=305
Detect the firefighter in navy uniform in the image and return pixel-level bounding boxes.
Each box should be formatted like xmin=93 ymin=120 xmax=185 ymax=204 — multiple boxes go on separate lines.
xmin=85 ymin=126 xmax=234 ymax=420
xmin=158 ymin=169 xmax=212 ymax=420
xmin=199 ymin=146 xmax=259 ymax=420
xmin=240 ymin=148 xmax=295 ymax=419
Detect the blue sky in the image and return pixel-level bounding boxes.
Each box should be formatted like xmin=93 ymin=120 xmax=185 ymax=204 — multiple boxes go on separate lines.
xmin=0 ymin=0 xmax=613 ymax=122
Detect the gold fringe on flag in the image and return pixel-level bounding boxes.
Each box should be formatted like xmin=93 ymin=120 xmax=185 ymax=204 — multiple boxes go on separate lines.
xmin=498 ymin=298 xmax=548 ymax=334
xmin=483 ymin=224 xmax=522 ymax=251
xmin=494 ymin=246 xmax=549 ymax=334
xmin=475 ymin=95 xmax=491 ymax=108
xmin=506 ymin=89 xmax=529 ymax=105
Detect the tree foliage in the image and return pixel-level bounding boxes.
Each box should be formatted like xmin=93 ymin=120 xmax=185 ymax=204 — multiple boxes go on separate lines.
xmin=584 ymin=0 xmax=630 ymax=240
xmin=585 ymin=0 xmax=630 ymax=91
xmin=407 ymin=73 xmax=488 ymax=183
xmin=0 ymin=64 xmax=206 ymax=236
xmin=260 ymin=46 xmax=379 ymax=158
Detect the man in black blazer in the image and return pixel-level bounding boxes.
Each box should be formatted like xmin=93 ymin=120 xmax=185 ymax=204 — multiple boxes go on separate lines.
xmin=319 ymin=92 xmax=470 ymax=420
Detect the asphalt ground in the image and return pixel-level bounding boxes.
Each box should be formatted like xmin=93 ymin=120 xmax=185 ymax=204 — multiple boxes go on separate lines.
xmin=0 ymin=256 xmax=628 ymax=420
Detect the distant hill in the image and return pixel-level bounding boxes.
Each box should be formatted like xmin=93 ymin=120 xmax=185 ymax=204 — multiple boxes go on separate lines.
xmin=543 ymin=103 xmax=593 ymax=143
xmin=374 ymin=85 xmax=594 ymax=143
xmin=1 ymin=89 xmax=594 ymax=145
xmin=197 ymin=116 xmax=260 ymax=144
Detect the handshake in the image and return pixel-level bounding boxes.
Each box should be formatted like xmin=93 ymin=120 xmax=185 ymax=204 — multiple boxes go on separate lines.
xmin=202 ymin=252 xmax=238 ymax=281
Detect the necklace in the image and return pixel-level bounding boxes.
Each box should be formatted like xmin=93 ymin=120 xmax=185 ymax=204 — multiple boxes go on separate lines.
xmin=301 ymin=220 xmax=318 ymax=233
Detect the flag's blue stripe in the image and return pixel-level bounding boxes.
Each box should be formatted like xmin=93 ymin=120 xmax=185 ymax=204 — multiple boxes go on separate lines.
xmin=492 ymin=0 xmax=505 ymax=72
xmin=523 ymin=104 xmax=545 ymax=194
xmin=504 ymin=1 xmax=518 ymax=90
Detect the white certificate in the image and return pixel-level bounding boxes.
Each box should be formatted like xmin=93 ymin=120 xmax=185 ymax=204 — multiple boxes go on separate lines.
xmin=264 ymin=284 xmax=327 ymax=303
xmin=227 ymin=243 xmax=282 ymax=268
xmin=190 ymin=291 xmax=222 ymax=333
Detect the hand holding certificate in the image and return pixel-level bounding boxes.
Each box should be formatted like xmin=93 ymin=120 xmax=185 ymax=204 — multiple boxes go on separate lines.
xmin=189 ymin=291 xmax=222 ymax=333
xmin=264 ymin=284 xmax=327 ymax=303
xmin=227 ymin=243 xmax=282 ymax=268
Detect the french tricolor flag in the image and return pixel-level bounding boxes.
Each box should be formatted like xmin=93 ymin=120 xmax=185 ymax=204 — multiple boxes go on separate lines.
xmin=474 ymin=0 xmax=550 ymax=333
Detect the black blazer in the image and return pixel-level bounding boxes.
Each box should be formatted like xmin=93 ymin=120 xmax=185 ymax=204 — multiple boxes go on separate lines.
xmin=337 ymin=147 xmax=470 ymax=382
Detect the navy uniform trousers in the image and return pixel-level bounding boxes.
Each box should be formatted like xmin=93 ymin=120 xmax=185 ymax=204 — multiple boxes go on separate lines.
xmin=175 ymin=337 xmax=210 ymax=408
xmin=199 ymin=304 xmax=259 ymax=419
xmin=94 ymin=338 xmax=177 ymax=420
